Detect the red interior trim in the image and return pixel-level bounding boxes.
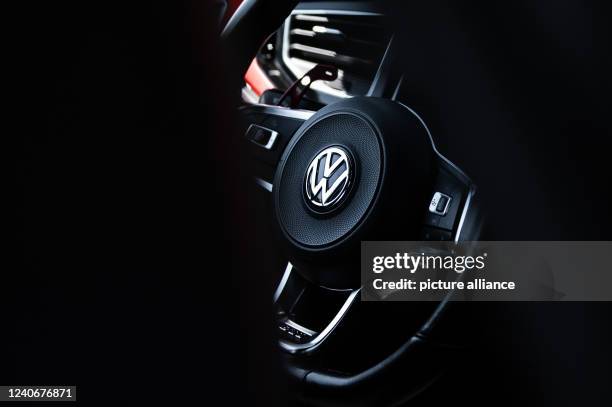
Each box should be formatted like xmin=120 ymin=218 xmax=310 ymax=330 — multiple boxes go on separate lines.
xmin=244 ymin=59 xmax=275 ymax=96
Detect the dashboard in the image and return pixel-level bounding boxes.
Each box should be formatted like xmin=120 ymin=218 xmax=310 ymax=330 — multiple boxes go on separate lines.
xmin=243 ymin=2 xmax=394 ymax=107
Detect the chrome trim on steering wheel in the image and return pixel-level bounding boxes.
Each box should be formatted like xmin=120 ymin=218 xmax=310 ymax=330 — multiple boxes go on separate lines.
xmin=255 ymin=177 xmax=273 ymax=192
xmin=279 ymin=288 xmax=360 ymax=354
xmin=238 ymin=103 xmax=316 ymax=121
xmin=273 ymin=262 xmax=293 ymax=302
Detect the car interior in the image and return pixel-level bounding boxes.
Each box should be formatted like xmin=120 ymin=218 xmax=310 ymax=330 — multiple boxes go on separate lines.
xmin=223 ymin=1 xmax=612 ymax=405
xmin=11 ymin=0 xmax=612 ymax=405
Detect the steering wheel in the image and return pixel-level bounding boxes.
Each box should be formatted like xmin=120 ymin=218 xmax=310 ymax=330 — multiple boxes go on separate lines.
xmin=223 ymin=1 xmax=482 ymax=405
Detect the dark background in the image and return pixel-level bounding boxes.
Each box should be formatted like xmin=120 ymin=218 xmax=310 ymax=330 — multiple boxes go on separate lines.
xmin=10 ymin=1 xmax=276 ymax=405
xmin=10 ymin=0 xmax=612 ymax=405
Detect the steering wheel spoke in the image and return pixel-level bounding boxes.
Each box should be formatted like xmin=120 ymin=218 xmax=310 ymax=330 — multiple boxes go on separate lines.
xmin=239 ymin=103 xmax=314 ymax=190
xmin=274 ymin=262 xmax=359 ymax=354
xmin=420 ymin=156 xmax=479 ymax=242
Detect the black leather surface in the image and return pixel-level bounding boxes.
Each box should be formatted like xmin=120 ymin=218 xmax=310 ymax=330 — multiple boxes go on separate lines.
xmin=276 ymin=112 xmax=382 ymax=247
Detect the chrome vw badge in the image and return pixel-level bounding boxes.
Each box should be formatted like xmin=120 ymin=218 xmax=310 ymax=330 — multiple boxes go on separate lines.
xmin=304 ymin=146 xmax=354 ymax=213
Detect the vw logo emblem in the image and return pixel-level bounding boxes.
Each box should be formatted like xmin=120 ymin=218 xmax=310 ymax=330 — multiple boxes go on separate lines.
xmin=304 ymin=146 xmax=354 ymax=213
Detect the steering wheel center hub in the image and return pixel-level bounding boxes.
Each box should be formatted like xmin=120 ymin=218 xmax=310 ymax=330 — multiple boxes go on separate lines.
xmin=273 ymin=97 xmax=435 ymax=288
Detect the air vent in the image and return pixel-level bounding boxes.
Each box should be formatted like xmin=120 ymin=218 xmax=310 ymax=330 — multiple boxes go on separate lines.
xmin=282 ymin=12 xmax=391 ymax=98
